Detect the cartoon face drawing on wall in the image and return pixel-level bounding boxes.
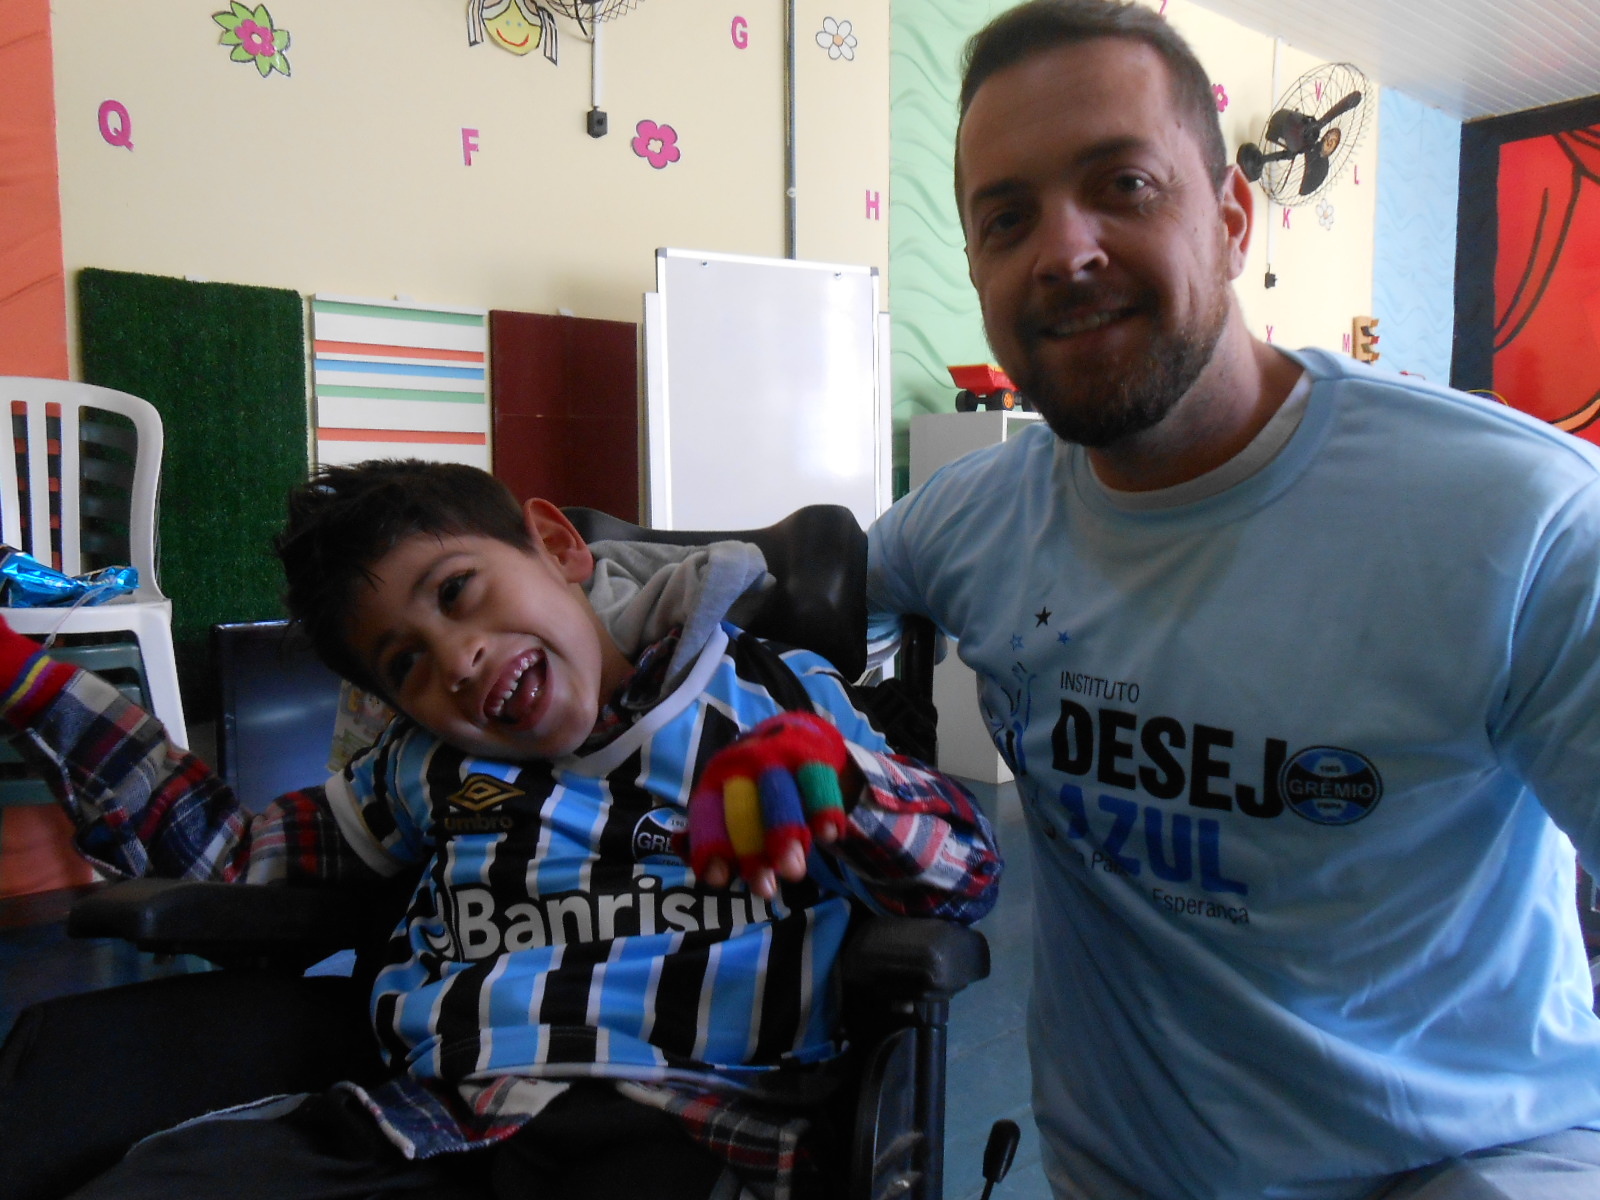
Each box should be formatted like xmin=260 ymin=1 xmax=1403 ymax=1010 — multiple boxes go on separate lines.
xmin=467 ymin=0 xmax=558 ymax=64
xmin=485 ymin=0 xmax=538 ymax=53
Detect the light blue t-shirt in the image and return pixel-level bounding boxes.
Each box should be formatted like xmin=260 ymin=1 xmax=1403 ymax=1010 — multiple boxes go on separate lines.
xmin=870 ymin=348 xmax=1600 ymax=1199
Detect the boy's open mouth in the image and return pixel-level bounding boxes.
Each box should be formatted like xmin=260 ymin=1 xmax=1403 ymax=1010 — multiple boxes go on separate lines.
xmin=486 ymin=649 xmax=546 ymax=724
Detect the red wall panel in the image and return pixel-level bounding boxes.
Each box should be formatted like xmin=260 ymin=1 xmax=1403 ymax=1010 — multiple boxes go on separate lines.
xmin=0 ymin=0 xmax=69 ymax=379
xmin=490 ymin=311 xmax=639 ymax=522
xmin=1493 ymin=128 xmax=1600 ymax=441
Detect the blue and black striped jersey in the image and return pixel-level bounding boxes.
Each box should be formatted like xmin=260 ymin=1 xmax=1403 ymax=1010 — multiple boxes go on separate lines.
xmin=326 ymin=623 xmax=997 ymax=1090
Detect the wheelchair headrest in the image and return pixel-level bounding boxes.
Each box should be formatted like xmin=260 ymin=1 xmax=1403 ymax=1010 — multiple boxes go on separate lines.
xmin=563 ymin=505 xmax=867 ymax=681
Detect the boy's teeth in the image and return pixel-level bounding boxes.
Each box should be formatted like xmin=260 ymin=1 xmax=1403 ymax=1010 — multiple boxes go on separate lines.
xmin=487 ymin=651 xmax=540 ymax=719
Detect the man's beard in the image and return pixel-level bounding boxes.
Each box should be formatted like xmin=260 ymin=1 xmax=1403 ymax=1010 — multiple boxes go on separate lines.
xmin=1005 ymin=287 xmax=1228 ymax=449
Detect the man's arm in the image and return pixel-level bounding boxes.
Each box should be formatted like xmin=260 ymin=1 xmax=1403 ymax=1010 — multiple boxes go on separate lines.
xmin=865 ymin=481 xmax=948 ymax=635
xmin=1495 ymin=484 xmax=1600 ymax=866
xmin=0 ymin=623 xmax=381 ymax=885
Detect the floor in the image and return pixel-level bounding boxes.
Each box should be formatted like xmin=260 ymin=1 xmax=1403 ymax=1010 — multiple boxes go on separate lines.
xmin=944 ymin=781 xmax=1050 ymax=1200
xmin=0 ymin=778 xmax=1049 ymax=1200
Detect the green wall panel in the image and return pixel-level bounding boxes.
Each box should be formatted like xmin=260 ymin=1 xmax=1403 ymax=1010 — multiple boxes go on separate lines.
xmin=889 ymin=0 xmax=1005 ymax=494
xmin=78 ymin=268 xmax=308 ymax=716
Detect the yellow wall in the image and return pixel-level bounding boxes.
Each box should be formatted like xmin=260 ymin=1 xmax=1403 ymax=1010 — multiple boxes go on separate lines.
xmin=50 ymin=0 xmax=890 ymax=366
xmin=50 ymin=0 xmax=1376 ymax=400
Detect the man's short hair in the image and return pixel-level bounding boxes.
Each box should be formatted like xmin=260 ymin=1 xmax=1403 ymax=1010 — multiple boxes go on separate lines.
xmin=955 ymin=0 xmax=1229 ymax=213
xmin=274 ymin=459 xmax=533 ymax=691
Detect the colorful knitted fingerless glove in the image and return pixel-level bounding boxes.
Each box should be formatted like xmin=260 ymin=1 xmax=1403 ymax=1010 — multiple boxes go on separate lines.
xmin=687 ymin=712 xmax=858 ymax=883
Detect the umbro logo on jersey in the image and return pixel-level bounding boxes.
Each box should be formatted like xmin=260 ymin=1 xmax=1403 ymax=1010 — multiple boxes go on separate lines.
xmin=449 ymin=774 xmax=525 ymax=813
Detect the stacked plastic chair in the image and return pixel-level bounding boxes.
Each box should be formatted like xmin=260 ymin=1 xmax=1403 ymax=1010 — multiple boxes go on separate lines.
xmin=0 ymin=378 xmax=185 ymax=811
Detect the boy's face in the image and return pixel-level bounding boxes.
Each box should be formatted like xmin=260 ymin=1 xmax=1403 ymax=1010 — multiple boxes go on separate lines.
xmin=345 ymin=500 xmax=629 ymax=761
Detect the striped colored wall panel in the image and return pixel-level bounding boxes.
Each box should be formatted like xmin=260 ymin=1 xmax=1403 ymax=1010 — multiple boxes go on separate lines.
xmin=311 ymin=295 xmax=490 ymax=470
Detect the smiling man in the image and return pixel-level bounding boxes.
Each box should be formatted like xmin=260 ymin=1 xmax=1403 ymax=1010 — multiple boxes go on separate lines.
xmin=869 ymin=2 xmax=1600 ymax=1197
xmin=958 ymin=17 xmax=1300 ymax=489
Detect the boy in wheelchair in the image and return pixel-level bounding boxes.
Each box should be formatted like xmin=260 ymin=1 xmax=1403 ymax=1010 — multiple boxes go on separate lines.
xmin=0 ymin=460 xmax=1001 ymax=1200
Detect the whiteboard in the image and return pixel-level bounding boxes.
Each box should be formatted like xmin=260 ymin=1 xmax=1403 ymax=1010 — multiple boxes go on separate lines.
xmin=643 ymin=248 xmax=889 ymax=531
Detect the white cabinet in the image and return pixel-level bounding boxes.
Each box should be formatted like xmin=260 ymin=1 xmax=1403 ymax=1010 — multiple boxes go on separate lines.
xmin=909 ymin=409 xmax=1042 ymax=784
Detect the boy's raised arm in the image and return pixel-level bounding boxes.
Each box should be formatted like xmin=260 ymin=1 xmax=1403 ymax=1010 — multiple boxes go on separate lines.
xmin=0 ymin=622 xmax=380 ymax=886
xmin=828 ymin=740 xmax=1002 ymax=923
xmin=687 ymin=655 xmax=1002 ymax=923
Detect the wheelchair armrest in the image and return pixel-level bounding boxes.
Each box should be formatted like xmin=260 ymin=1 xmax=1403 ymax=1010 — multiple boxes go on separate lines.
xmin=67 ymin=878 xmax=388 ymax=972
xmin=839 ymin=914 xmax=990 ymax=1004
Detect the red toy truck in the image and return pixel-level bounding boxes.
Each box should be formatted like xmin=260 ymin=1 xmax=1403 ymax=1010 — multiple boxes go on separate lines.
xmin=948 ymin=363 xmax=1025 ymax=412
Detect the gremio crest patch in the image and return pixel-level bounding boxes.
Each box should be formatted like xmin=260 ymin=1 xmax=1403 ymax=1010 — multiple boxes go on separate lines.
xmin=1280 ymin=746 xmax=1383 ymax=825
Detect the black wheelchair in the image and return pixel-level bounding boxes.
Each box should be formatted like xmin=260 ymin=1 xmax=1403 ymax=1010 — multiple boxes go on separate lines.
xmin=0 ymin=505 xmax=1019 ymax=1200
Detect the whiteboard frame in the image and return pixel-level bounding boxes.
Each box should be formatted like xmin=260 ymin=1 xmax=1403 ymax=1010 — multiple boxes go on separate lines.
xmin=642 ymin=248 xmax=890 ymax=531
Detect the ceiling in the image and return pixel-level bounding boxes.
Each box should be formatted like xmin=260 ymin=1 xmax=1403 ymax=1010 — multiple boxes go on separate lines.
xmin=1193 ymin=0 xmax=1600 ymax=121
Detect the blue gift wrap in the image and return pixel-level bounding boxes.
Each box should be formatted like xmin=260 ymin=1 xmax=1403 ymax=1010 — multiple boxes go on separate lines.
xmin=0 ymin=547 xmax=137 ymax=608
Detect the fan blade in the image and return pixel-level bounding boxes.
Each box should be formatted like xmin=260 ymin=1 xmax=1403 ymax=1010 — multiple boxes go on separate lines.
xmin=1237 ymin=143 xmax=1305 ymax=182
xmin=1312 ymin=91 xmax=1363 ymax=131
xmin=1265 ymin=109 xmax=1319 ymax=152
xmin=1299 ymin=151 xmax=1330 ymax=196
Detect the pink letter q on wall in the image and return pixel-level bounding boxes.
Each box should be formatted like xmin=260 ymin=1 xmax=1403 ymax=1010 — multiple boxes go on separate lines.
xmin=98 ymin=100 xmax=133 ymax=149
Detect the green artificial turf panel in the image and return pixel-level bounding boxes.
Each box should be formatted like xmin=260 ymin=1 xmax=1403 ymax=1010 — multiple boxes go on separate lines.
xmin=78 ymin=267 xmax=309 ymax=717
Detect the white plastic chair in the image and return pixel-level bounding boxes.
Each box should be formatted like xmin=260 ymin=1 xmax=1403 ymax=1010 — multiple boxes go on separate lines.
xmin=0 ymin=377 xmax=187 ymax=747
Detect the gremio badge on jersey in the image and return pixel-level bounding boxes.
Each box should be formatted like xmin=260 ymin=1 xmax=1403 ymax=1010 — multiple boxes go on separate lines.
xmin=1281 ymin=747 xmax=1383 ymax=825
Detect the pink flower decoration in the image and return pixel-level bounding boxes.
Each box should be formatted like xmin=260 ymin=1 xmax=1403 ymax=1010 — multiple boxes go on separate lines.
xmin=632 ymin=120 xmax=681 ymax=170
xmin=238 ymin=19 xmax=277 ymax=57
xmin=1212 ymin=83 xmax=1229 ymax=113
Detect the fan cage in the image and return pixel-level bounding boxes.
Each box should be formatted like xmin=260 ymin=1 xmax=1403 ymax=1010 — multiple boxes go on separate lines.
xmin=542 ymin=0 xmax=642 ymax=23
xmin=1255 ymin=63 xmax=1370 ymax=208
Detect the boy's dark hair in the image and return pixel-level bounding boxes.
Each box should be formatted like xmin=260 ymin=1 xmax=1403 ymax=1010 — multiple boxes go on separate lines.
xmin=274 ymin=459 xmax=533 ymax=692
xmin=955 ymin=0 xmax=1229 ymax=216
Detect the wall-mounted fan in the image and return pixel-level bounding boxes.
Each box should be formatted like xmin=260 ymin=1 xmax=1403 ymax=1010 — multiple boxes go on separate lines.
xmin=541 ymin=0 xmax=641 ymax=26
xmin=1237 ymin=62 xmax=1369 ymax=206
